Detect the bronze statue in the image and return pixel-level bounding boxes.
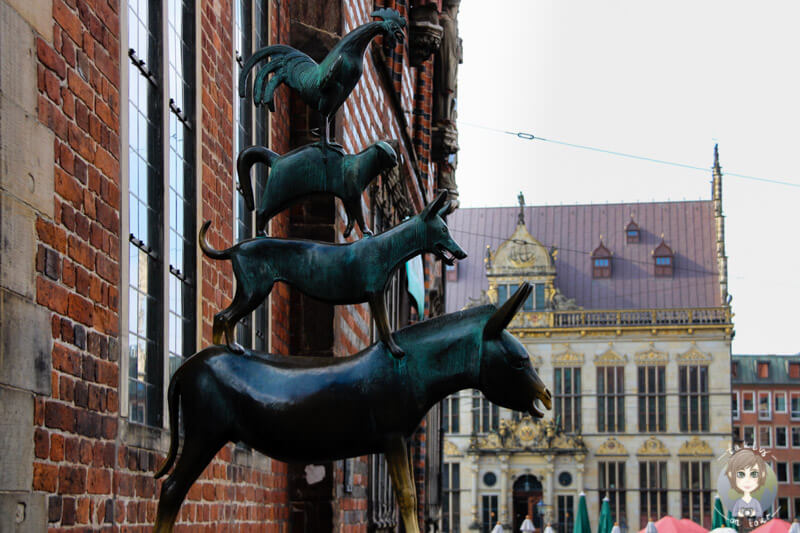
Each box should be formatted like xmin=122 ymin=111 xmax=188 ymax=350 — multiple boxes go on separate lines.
xmin=237 ymin=140 xmax=398 ymax=237
xmin=153 ymin=284 xmax=552 ymax=533
xmin=239 ymin=8 xmax=406 ymax=150
xmin=200 ymin=191 xmax=466 ymax=357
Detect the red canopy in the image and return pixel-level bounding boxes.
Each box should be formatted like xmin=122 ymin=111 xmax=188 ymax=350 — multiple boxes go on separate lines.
xmin=750 ymin=518 xmax=792 ymax=533
xmin=638 ymin=516 xmax=708 ymax=533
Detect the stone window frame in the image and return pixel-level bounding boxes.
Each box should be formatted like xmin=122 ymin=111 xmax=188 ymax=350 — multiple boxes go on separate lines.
xmin=598 ymin=461 xmax=626 ymax=525
xmin=442 ymin=462 xmax=461 ymax=533
xmin=442 ymin=393 xmax=460 ymax=434
xmin=678 ymin=364 xmax=709 ymax=433
xmin=472 ymin=390 xmax=500 ymax=434
xmin=638 ymin=365 xmax=666 ymax=432
xmin=596 ymin=365 xmax=625 ymax=433
xmin=120 ymin=0 xmax=198 ymax=428
xmin=480 ymin=493 xmax=499 ymax=533
xmin=553 ymin=366 xmax=582 ymax=434
xmin=639 ymin=460 xmax=668 ymax=529
xmin=679 ymin=460 xmax=713 ymax=529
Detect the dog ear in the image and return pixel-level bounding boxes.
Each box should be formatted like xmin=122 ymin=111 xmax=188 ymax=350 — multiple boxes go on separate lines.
xmin=421 ymin=191 xmax=448 ymax=221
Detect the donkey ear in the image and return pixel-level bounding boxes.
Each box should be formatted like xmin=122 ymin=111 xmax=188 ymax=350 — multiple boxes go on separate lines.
xmin=421 ymin=191 xmax=448 ymax=221
xmin=483 ymin=283 xmax=532 ymax=339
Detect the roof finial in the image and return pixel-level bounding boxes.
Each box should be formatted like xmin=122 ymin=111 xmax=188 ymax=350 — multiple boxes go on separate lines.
xmin=517 ymin=191 xmax=525 ymax=225
xmin=713 ymin=143 xmax=721 ymax=175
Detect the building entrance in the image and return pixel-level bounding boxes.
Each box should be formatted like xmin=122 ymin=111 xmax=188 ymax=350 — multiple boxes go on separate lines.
xmin=512 ymin=474 xmax=543 ymax=531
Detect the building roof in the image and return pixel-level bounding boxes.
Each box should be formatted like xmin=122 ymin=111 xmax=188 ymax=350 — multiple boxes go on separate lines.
xmin=445 ymin=200 xmax=721 ymax=312
xmin=731 ymin=354 xmax=800 ymax=385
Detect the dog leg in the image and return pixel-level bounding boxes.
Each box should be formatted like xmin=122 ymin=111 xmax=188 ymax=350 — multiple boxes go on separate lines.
xmin=384 ymin=435 xmax=420 ymax=533
xmin=369 ymin=294 xmax=404 ymax=358
xmin=225 ymin=280 xmax=273 ymax=353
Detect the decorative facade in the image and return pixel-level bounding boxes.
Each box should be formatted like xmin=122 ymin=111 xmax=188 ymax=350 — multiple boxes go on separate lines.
xmin=442 ymin=152 xmax=733 ymax=532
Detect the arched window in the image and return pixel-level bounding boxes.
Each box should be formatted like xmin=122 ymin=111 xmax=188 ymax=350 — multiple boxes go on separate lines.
xmin=592 ymin=240 xmax=612 ymax=279
xmin=652 ymin=239 xmax=674 ymax=277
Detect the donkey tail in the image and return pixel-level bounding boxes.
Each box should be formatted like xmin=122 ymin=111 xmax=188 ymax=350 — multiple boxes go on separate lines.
xmin=236 ymin=146 xmax=278 ymax=211
xmin=154 ymin=377 xmax=180 ymax=478
xmin=198 ymin=221 xmax=234 ymax=260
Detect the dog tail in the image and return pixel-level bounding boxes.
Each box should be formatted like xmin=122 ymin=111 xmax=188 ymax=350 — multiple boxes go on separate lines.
xmin=237 ymin=146 xmax=278 ymax=211
xmin=199 ymin=221 xmax=234 ymax=260
xmin=154 ymin=377 xmax=180 ymax=478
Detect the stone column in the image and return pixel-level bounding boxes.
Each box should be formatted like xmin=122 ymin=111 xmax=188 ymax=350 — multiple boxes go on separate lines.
xmin=469 ymin=456 xmax=480 ymax=529
xmin=544 ymin=456 xmax=555 ymax=524
xmin=499 ymin=454 xmax=510 ymax=526
xmin=576 ymin=455 xmax=586 ymax=492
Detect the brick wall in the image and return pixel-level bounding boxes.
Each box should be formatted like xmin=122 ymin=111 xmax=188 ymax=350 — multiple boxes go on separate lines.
xmin=1 ymin=0 xmax=449 ymax=529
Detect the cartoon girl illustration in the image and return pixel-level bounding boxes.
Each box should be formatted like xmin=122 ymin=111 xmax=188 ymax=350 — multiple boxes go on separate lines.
xmin=725 ymin=448 xmax=767 ymax=518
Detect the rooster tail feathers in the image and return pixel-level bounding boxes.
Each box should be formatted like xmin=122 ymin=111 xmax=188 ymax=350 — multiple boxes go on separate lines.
xmin=238 ymin=44 xmax=316 ymax=106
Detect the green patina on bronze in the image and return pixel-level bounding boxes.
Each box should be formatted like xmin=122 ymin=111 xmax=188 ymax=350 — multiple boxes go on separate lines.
xmin=200 ymin=191 xmax=466 ymax=357
xmin=153 ymin=284 xmax=553 ymax=533
xmin=238 ymin=8 xmax=406 ymax=148
xmin=237 ymin=140 xmax=398 ymax=237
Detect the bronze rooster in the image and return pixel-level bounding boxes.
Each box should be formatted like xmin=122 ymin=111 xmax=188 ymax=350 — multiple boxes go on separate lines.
xmin=238 ymin=8 xmax=406 ymax=148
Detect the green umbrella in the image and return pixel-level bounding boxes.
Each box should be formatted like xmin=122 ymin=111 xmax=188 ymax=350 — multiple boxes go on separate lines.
xmin=597 ymin=497 xmax=613 ymax=533
xmin=574 ymin=492 xmax=591 ymax=533
xmin=712 ymin=495 xmax=725 ymax=529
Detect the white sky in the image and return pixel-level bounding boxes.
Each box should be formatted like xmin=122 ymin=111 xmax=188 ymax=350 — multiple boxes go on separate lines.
xmin=454 ymin=1 xmax=800 ymax=355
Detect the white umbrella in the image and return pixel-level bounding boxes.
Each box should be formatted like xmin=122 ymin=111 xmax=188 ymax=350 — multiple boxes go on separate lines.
xmin=543 ymin=525 xmax=554 ymax=533
xmin=491 ymin=522 xmax=505 ymax=533
xmin=611 ymin=523 xmax=621 ymax=533
xmin=645 ymin=520 xmax=658 ymax=533
xmin=790 ymin=519 xmax=800 ymax=533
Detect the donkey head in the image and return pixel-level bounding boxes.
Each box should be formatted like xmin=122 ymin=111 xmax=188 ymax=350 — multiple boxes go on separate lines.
xmin=479 ymin=283 xmax=552 ymax=418
xmin=418 ymin=191 xmax=467 ymax=265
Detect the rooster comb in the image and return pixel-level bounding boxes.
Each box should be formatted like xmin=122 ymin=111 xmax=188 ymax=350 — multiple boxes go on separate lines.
xmin=371 ymin=8 xmax=406 ymax=27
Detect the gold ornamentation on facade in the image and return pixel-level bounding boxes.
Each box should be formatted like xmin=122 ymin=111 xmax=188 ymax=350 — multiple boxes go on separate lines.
xmin=637 ymin=437 xmax=670 ymax=456
xmin=676 ymin=343 xmax=713 ymax=364
xmin=678 ymin=436 xmax=714 ymax=457
xmin=444 ymin=440 xmax=461 ymax=457
xmin=471 ymin=416 xmax=586 ymax=453
xmin=528 ymin=354 xmax=544 ymax=367
xmin=594 ymin=347 xmax=627 ymax=366
xmin=595 ymin=437 xmax=628 ymax=456
xmin=634 ymin=347 xmax=669 ymax=366
xmin=485 ymin=224 xmax=556 ymax=278
xmin=552 ymin=346 xmax=584 ymax=367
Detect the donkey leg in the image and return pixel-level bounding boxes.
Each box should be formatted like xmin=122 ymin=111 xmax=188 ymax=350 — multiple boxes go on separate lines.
xmin=369 ymin=294 xmax=404 ymax=358
xmin=154 ymin=435 xmax=224 ymax=533
xmin=384 ymin=436 xmax=420 ymax=533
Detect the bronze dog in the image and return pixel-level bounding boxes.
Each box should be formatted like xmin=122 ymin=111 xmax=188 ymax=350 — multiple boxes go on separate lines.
xmin=200 ymin=191 xmax=466 ymax=357
xmin=153 ymin=284 xmax=552 ymax=533
xmin=237 ymin=140 xmax=397 ymax=237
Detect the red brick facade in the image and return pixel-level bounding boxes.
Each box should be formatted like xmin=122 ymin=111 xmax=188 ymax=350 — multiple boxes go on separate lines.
xmin=1 ymin=0 xmax=458 ymax=530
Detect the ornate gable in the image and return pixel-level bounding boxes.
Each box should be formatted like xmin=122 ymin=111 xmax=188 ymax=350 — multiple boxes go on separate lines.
xmin=529 ymin=354 xmax=544 ymax=367
xmin=635 ymin=344 xmax=669 ymax=366
xmin=444 ymin=440 xmax=461 ymax=457
xmin=486 ymin=223 xmax=555 ymax=278
xmin=637 ymin=437 xmax=670 ymax=457
xmin=677 ymin=343 xmax=713 ymax=364
xmin=678 ymin=437 xmax=714 ymax=457
xmin=596 ymin=437 xmax=628 ymax=457
xmin=552 ymin=346 xmax=584 ymax=367
xmin=594 ymin=346 xmax=627 ymax=366
xmin=471 ymin=416 xmax=586 ymax=453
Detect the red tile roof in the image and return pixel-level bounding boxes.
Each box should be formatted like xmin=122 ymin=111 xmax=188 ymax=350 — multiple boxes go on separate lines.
xmin=445 ymin=200 xmax=721 ymax=312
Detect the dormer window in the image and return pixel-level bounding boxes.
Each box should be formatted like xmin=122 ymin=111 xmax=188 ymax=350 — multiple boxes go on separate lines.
xmin=625 ymin=218 xmax=640 ymax=243
xmin=652 ymin=238 xmax=674 ymax=277
xmin=757 ymin=361 xmax=770 ymax=378
xmin=591 ymin=240 xmax=612 ymax=279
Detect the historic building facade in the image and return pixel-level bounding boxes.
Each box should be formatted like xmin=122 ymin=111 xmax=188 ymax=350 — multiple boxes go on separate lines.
xmin=441 ymin=154 xmax=734 ymax=533
xmin=0 ymin=0 xmax=463 ymax=530
xmin=731 ymin=354 xmax=800 ymax=522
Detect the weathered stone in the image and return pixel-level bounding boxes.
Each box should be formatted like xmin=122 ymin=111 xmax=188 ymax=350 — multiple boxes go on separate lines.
xmin=0 ymin=386 xmax=34 ymax=491
xmin=0 ymin=96 xmax=55 ymax=218
xmin=0 ymin=492 xmax=47 ymax=532
xmin=0 ymin=2 xmax=39 ymax=114
xmin=408 ymin=4 xmax=442 ymax=67
xmin=0 ymin=289 xmax=52 ymax=394
xmin=0 ymin=194 xmax=37 ymax=299
xmin=2 ymin=0 xmax=52 ymax=42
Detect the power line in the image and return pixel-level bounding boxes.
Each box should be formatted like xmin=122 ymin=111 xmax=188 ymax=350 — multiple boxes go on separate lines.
xmin=459 ymin=121 xmax=800 ymax=188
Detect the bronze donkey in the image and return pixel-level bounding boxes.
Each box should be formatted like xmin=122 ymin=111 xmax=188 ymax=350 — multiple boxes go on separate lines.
xmin=153 ymin=283 xmax=552 ymax=533
xmin=237 ymin=140 xmax=397 ymax=237
xmin=200 ymin=191 xmax=466 ymax=357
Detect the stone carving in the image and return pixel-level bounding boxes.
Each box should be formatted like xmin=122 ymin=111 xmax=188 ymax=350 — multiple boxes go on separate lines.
xmin=678 ymin=437 xmax=714 ymax=457
xmin=433 ymin=0 xmax=461 ymax=125
xmin=637 ymin=437 xmax=670 ymax=457
xmin=593 ymin=347 xmax=627 ymax=366
xmin=596 ymin=437 xmax=628 ymax=457
xmin=676 ymin=343 xmax=713 ymax=364
xmin=552 ymin=347 xmax=584 ymax=367
xmin=444 ymin=440 xmax=461 ymax=457
xmin=552 ymin=288 xmax=580 ymax=310
xmin=634 ymin=347 xmax=669 ymax=366
xmin=529 ymin=354 xmax=543 ymax=367
xmin=473 ymin=415 xmax=586 ymax=453
xmin=408 ymin=4 xmax=442 ymax=67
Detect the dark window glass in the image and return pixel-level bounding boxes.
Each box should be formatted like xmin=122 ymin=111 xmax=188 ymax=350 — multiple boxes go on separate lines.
xmin=638 ymin=366 xmax=666 ymax=432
